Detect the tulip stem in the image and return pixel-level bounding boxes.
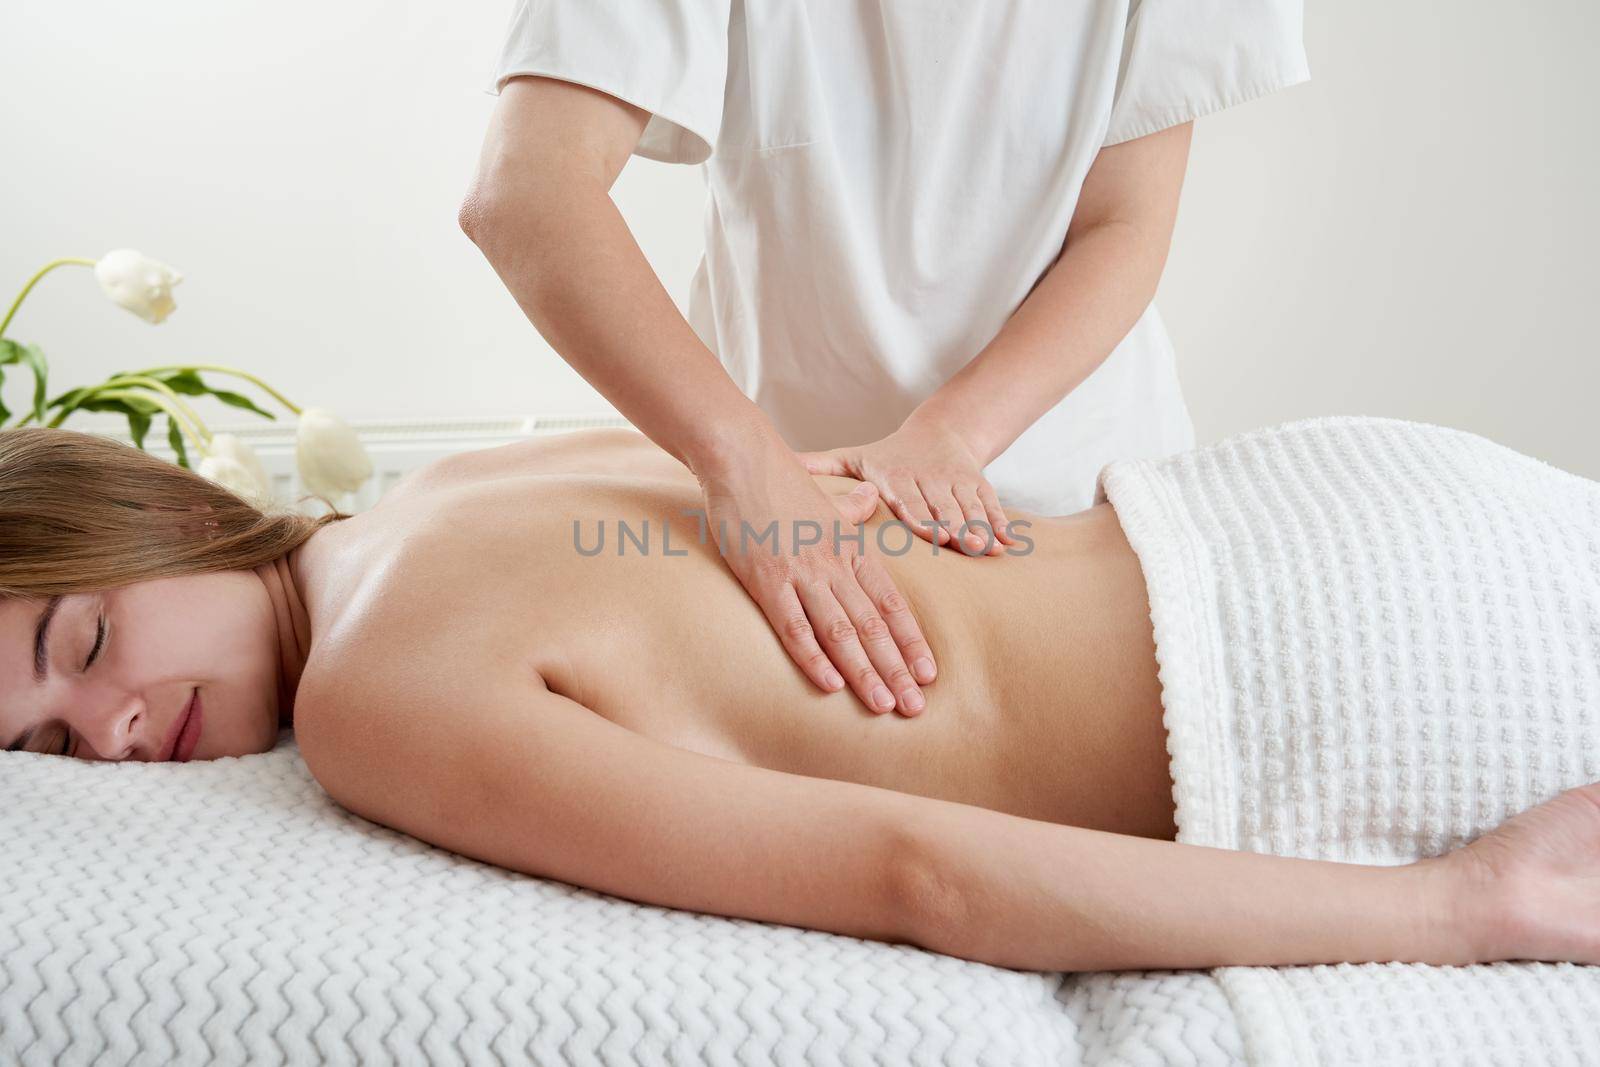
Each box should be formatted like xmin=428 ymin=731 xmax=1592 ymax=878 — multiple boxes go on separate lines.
xmin=68 ymin=387 xmax=209 ymax=454
xmin=0 ymin=257 xmax=97 ymax=339
xmin=99 ymin=375 xmax=213 ymax=444
xmin=123 ymin=363 xmax=303 ymax=415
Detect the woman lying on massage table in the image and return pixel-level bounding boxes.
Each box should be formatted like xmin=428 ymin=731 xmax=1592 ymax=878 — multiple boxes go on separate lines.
xmin=2 ymin=416 xmax=1598 ymax=973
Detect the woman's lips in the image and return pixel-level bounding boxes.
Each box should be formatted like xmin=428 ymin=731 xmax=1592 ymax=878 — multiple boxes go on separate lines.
xmin=174 ymin=690 xmax=203 ymax=762
xmin=162 ymin=688 xmax=200 ymax=762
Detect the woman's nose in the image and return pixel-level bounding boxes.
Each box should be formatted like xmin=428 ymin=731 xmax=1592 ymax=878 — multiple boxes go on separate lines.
xmin=74 ymin=691 xmax=147 ymax=762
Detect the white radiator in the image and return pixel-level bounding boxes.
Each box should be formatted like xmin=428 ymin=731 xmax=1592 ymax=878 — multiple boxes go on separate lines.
xmin=99 ymin=412 xmax=633 ymax=514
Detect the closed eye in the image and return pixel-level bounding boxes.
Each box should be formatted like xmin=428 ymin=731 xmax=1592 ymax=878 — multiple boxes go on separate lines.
xmin=83 ymin=612 xmax=106 ymax=672
xmin=52 ymin=609 xmax=108 ymax=758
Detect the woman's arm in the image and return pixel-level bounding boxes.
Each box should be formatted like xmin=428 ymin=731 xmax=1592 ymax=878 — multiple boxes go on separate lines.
xmin=911 ymin=802 xmax=1465 ymax=971
xmin=296 ymin=664 xmax=926 ymax=947
xmin=294 ymin=661 xmax=1590 ymax=972
xmin=914 ymin=120 xmax=1195 ymax=468
xmin=913 ymin=781 xmax=1600 ymax=972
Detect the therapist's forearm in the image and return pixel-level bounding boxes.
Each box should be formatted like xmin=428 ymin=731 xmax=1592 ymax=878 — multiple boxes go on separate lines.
xmin=464 ymin=178 xmax=782 ymax=479
xmin=915 ymin=218 xmax=1169 ymax=467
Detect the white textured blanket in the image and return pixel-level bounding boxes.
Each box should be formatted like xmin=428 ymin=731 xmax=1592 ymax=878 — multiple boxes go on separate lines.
xmin=1096 ymin=414 xmax=1600 ymax=1062
xmin=2 ymin=735 xmax=1249 ymax=1066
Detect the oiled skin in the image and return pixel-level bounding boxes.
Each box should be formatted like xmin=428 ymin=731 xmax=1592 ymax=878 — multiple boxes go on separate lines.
xmin=295 ymin=430 xmax=1177 ymax=840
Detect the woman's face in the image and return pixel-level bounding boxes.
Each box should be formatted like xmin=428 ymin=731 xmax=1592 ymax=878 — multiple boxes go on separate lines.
xmin=0 ymin=571 xmax=284 ymax=763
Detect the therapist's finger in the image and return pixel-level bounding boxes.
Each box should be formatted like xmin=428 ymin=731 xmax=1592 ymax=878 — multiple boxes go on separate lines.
xmin=759 ymin=579 xmax=848 ymax=695
xmin=850 ymin=554 xmax=937 ymax=687
xmin=797 ymin=449 xmax=851 ymax=476
xmin=888 ymin=477 xmax=946 ymax=546
xmin=952 ymin=485 xmax=1002 ymax=556
xmin=830 ymin=569 xmax=924 ymax=716
xmin=831 ymin=481 xmax=880 ymax=526
xmin=975 ymin=480 xmax=1017 ymax=547
xmin=794 ymin=577 xmax=897 ymax=714
xmin=917 ymin=478 xmax=965 ymax=551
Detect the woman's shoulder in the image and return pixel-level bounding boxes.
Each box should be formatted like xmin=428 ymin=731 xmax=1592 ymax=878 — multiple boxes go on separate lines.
xmin=387 ymin=427 xmax=684 ymax=502
xmin=289 ymin=590 xmax=455 ymax=768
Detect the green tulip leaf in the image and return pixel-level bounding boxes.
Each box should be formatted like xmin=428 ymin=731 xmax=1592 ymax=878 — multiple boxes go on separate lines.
xmin=146 ymin=368 xmax=207 ymax=395
xmin=122 ymin=394 xmax=162 ymax=415
xmin=65 ymin=396 xmax=162 ymax=456
xmin=206 ymin=385 xmax=275 ymax=420
xmin=76 ymin=395 xmax=161 ymax=418
xmin=47 ymin=384 xmax=158 ymax=430
xmin=126 ymin=408 xmax=152 ymax=449
xmin=69 ymin=397 xmax=120 ymax=415
xmin=133 ymin=368 xmax=274 ymax=422
xmin=42 ymin=383 xmax=102 ymax=428
xmin=166 ymin=414 xmax=189 ymax=468
xmin=45 ymin=384 xmax=94 ymax=411
xmin=18 ymin=342 xmax=49 ymax=423
xmin=75 ymin=395 xmax=156 ymax=449
xmin=0 ymin=339 xmax=50 ymax=422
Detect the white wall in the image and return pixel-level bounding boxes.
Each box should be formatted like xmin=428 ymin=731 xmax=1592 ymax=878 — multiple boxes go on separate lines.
xmin=1167 ymin=2 xmax=1599 ymax=477
xmin=3 ymin=2 xmax=1596 ymax=477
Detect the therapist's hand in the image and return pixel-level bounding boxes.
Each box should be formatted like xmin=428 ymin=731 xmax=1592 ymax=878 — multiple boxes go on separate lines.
xmin=695 ymin=446 xmax=936 ymax=717
xmin=796 ymin=415 xmax=1018 ymax=557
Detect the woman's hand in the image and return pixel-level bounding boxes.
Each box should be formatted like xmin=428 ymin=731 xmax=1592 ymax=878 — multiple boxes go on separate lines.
xmin=796 ymin=414 xmax=1018 ymax=556
xmin=696 ymin=443 xmax=937 ymax=717
xmin=1439 ymin=780 xmax=1600 ymax=965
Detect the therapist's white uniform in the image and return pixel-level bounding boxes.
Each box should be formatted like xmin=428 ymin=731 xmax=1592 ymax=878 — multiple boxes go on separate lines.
xmin=483 ymin=1 xmax=1309 ymax=515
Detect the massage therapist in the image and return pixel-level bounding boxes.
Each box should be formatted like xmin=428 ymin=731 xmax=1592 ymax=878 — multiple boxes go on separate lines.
xmin=459 ymin=0 xmax=1310 ymax=716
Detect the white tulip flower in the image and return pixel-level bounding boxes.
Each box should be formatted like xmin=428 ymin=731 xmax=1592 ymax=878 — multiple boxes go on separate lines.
xmin=93 ymin=249 xmax=183 ymax=324
xmin=205 ymin=433 xmax=274 ymax=506
xmin=295 ymin=407 xmax=373 ymax=500
xmin=198 ymin=454 xmax=263 ymax=502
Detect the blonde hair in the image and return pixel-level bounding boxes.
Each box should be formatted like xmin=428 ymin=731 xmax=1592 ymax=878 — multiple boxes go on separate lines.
xmin=0 ymin=426 xmax=346 ymax=599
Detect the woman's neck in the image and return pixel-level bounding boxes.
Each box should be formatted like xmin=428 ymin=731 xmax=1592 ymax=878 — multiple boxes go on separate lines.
xmin=255 ymin=548 xmax=314 ymax=727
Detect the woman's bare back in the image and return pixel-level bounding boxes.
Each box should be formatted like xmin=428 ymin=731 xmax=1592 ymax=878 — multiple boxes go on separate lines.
xmin=296 ymin=430 xmax=1177 ymax=839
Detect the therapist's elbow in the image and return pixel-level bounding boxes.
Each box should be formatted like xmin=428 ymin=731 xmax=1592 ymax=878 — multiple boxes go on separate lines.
xmin=456 ymin=171 xmax=546 ymax=242
xmin=457 ymin=184 xmax=511 ymax=246
xmin=456 ymin=190 xmax=482 ymax=239
xmin=457 ymin=174 xmax=592 ymax=254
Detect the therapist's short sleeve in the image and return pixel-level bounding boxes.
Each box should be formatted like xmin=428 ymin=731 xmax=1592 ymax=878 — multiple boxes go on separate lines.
xmin=1102 ymin=0 xmax=1310 ymax=147
xmin=480 ymin=0 xmax=732 ymax=165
